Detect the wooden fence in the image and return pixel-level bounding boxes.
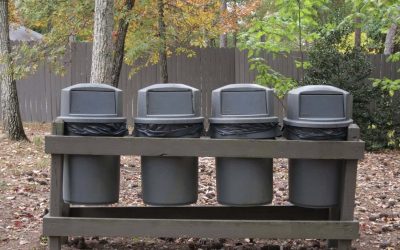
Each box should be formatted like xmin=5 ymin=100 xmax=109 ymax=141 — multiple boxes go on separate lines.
xmin=0 ymin=42 xmax=399 ymax=123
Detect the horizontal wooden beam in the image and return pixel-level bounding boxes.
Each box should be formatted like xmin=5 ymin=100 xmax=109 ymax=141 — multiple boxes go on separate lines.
xmin=45 ymin=136 xmax=364 ymax=159
xmin=43 ymin=215 xmax=358 ymax=239
xmin=69 ymin=206 xmax=329 ymax=220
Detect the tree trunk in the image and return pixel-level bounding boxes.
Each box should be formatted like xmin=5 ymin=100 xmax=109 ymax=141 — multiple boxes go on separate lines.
xmin=158 ymin=0 xmax=168 ymax=83
xmin=111 ymin=0 xmax=135 ymax=87
xmin=209 ymin=38 xmax=216 ymax=47
xmin=384 ymin=23 xmax=397 ymax=55
xmin=219 ymin=0 xmax=227 ymax=48
xmin=354 ymin=16 xmax=361 ymax=48
xmin=0 ymin=0 xmax=27 ymax=141
xmin=297 ymin=0 xmax=304 ymax=83
xmin=90 ymin=0 xmax=114 ymax=84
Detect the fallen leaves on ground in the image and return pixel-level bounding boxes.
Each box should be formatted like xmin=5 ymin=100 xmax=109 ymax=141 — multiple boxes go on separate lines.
xmin=0 ymin=123 xmax=399 ymax=249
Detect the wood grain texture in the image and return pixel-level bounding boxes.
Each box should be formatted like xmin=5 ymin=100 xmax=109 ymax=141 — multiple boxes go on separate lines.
xmin=6 ymin=47 xmax=398 ymax=123
xmin=336 ymin=125 xmax=360 ymax=250
xmin=68 ymin=206 xmax=329 ymax=220
xmin=45 ymin=136 xmax=365 ymax=159
xmin=48 ymin=236 xmax=62 ymax=250
xmin=43 ymin=122 xmax=362 ymax=247
xmin=48 ymin=154 xmax=64 ymax=250
xmin=43 ymin=215 xmax=358 ymax=239
xmin=49 ymin=154 xmax=64 ymax=217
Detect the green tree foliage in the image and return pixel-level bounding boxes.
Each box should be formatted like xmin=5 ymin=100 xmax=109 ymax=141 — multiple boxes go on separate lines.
xmin=359 ymin=1 xmax=400 ymax=96
xmin=372 ymin=52 xmax=400 ymax=96
xmin=10 ymin=0 xmax=94 ymax=78
xmin=13 ymin=0 xmax=223 ymax=78
xmin=237 ymin=0 xmax=328 ymax=97
xmin=304 ymin=27 xmax=400 ymax=150
xmin=124 ymin=0 xmax=222 ymax=72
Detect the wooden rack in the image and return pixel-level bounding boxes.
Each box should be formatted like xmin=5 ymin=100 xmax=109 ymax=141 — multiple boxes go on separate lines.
xmin=43 ymin=120 xmax=364 ymax=250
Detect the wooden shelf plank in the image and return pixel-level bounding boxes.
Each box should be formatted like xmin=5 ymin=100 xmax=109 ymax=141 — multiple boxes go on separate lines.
xmin=68 ymin=206 xmax=330 ymax=220
xmin=43 ymin=215 xmax=358 ymax=239
xmin=45 ymin=136 xmax=365 ymax=159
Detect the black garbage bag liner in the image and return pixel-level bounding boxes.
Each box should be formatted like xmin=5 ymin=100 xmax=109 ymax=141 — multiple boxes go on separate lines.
xmin=64 ymin=122 xmax=128 ymax=136
xmin=284 ymin=125 xmax=347 ymax=141
xmin=209 ymin=122 xmax=279 ymax=137
xmin=134 ymin=123 xmax=204 ymax=138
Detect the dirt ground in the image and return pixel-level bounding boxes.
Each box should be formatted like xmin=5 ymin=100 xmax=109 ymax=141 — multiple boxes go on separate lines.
xmin=0 ymin=123 xmax=399 ymax=250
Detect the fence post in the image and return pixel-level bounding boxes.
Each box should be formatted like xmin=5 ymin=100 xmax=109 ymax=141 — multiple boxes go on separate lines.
xmin=337 ymin=124 xmax=360 ymax=250
xmin=48 ymin=118 xmax=68 ymax=250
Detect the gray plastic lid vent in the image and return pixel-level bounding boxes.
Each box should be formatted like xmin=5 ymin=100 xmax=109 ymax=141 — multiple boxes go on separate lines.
xmin=209 ymin=84 xmax=278 ymax=124
xmin=147 ymin=90 xmax=194 ymax=115
xmin=59 ymin=83 xmax=125 ymax=123
xmin=135 ymin=83 xmax=203 ymax=124
xmin=221 ymin=90 xmax=267 ymax=115
xmin=299 ymin=94 xmax=344 ymax=119
xmin=284 ymin=85 xmax=352 ymax=128
xmin=70 ymin=90 xmax=116 ymax=115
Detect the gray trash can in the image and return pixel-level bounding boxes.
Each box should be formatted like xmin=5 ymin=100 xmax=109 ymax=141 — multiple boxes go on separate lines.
xmin=283 ymin=85 xmax=353 ymax=208
xmin=134 ymin=83 xmax=204 ymax=205
xmin=209 ymin=84 xmax=280 ymax=205
xmin=59 ymin=83 xmax=128 ymax=204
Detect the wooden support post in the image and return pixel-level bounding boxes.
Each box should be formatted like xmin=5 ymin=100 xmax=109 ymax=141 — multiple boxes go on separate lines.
xmin=51 ymin=119 xmax=64 ymax=136
xmin=337 ymin=124 xmax=360 ymax=250
xmin=48 ymin=154 xmax=64 ymax=250
xmin=328 ymin=206 xmax=340 ymax=248
xmin=41 ymin=122 xmax=363 ymax=249
xmin=49 ymin=119 xmax=67 ymax=250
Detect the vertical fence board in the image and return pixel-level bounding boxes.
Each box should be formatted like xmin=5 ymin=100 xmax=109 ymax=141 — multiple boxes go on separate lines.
xmin=1 ymin=44 xmax=399 ymax=123
xmin=168 ymin=55 xmax=177 ymax=83
xmin=17 ymin=77 xmax=25 ymax=121
xmin=369 ymin=54 xmax=380 ymax=79
xmin=118 ymin=63 xmax=127 ymax=119
xmin=16 ymin=78 xmax=26 ymax=121
xmin=31 ymin=66 xmax=40 ymax=121
xmin=70 ymin=42 xmax=78 ymax=85
xmin=234 ymin=49 xmax=240 ymax=83
xmin=44 ymin=63 xmax=52 ymax=122
xmin=37 ymin=66 xmax=46 ymax=121
xmin=85 ymin=43 xmax=92 ymax=83
xmin=381 ymin=55 xmax=392 ymax=79
xmin=131 ymin=66 xmax=140 ymax=118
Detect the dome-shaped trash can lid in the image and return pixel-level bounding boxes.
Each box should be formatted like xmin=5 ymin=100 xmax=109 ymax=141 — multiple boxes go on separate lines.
xmin=59 ymin=83 xmax=126 ymax=123
xmin=209 ymin=83 xmax=278 ymax=124
xmin=134 ymin=83 xmax=204 ymax=124
xmin=283 ymin=85 xmax=353 ymax=128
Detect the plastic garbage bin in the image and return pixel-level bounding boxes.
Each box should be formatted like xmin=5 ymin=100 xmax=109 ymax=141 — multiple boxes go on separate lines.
xmin=283 ymin=85 xmax=353 ymax=208
xmin=59 ymin=83 xmax=128 ymax=204
xmin=133 ymin=83 xmax=204 ymax=205
xmin=209 ymin=84 xmax=280 ymax=205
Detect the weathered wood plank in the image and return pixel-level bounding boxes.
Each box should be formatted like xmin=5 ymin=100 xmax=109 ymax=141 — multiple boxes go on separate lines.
xmin=48 ymin=154 xmax=64 ymax=250
xmin=45 ymin=136 xmax=365 ymax=159
xmin=336 ymin=125 xmax=360 ymax=249
xmin=51 ymin=119 xmax=64 ymax=136
xmin=69 ymin=206 xmax=329 ymax=220
xmin=44 ymin=63 xmax=53 ymax=122
xmin=51 ymin=119 xmax=69 ymax=245
xmin=347 ymin=124 xmax=360 ymax=141
xmin=328 ymin=206 xmax=340 ymax=248
xmin=43 ymin=216 xmax=358 ymax=239
xmin=340 ymin=124 xmax=360 ymax=220
xmin=328 ymin=124 xmax=361 ymax=248
xmin=8 ymin=46 xmax=400 ymax=123
xmin=48 ymin=237 xmax=62 ymax=250
xmin=340 ymin=160 xmax=358 ymax=220
xmin=49 ymin=154 xmax=64 ymax=216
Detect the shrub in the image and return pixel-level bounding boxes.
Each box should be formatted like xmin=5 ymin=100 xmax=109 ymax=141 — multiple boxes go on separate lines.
xmin=304 ymin=28 xmax=400 ymax=150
